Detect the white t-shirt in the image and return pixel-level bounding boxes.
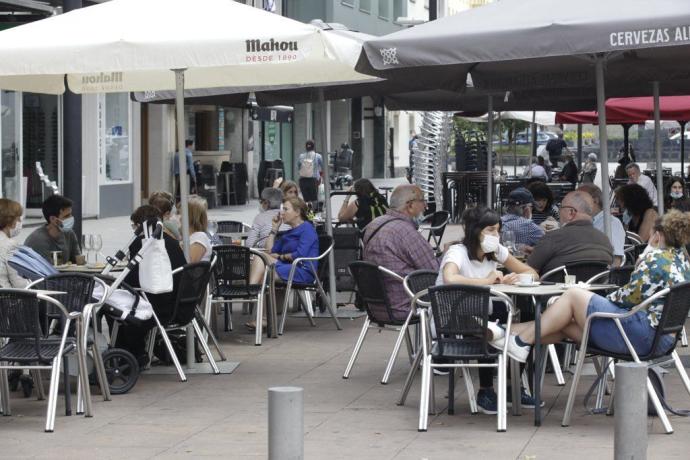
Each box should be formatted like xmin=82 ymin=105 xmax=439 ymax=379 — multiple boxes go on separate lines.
xmin=435 ymin=243 xmax=509 ymax=286
xmin=190 ymin=231 xmax=212 ymax=262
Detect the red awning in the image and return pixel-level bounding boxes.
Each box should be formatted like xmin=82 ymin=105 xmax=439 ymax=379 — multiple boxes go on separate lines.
xmin=556 ymin=96 xmax=690 ymax=125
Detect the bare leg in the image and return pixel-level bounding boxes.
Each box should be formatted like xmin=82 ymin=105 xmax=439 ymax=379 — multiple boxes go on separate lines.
xmin=247 ymin=255 xmax=276 ymax=327
xmin=516 ymin=288 xmax=594 ymax=345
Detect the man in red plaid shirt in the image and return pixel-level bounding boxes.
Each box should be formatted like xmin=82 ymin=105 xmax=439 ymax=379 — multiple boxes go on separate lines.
xmin=362 ymin=185 xmax=439 ymax=321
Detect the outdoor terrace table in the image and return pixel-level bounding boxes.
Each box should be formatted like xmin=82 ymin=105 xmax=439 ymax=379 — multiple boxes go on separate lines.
xmin=217 ymin=232 xmax=248 ymax=245
xmin=490 ymin=282 xmax=616 ymax=426
xmin=55 ymin=263 xmax=110 ymax=273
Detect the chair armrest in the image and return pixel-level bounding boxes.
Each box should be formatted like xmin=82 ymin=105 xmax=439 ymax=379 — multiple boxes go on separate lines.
xmin=379 ymin=266 xmax=404 ymax=282
xmin=410 ymin=289 xmax=431 ymax=310
xmin=250 ymin=248 xmax=274 ymax=266
xmin=489 ymin=290 xmax=517 ymax=316
xmin=584 ymin=287 xmax=670 ymax=325
xmin=541 ymin=265 xmax=566 ymax=281
xmin=586 ymin=270 xmax=611 ymax=285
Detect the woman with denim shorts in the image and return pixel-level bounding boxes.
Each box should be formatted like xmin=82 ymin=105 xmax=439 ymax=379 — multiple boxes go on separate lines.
xmin=495 ymin=209 xmax=690 ymax=363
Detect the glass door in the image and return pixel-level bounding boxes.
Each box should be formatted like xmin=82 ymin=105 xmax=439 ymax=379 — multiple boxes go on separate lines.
xmin=1 ymin=90 xmax=21 ymax=203
xmin=23 ymin=93 xmax=60 ymax=209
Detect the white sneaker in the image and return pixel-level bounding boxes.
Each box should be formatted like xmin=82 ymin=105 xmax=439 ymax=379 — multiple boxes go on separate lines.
xmin=505 ymin=335 xmax=531 ymax=363
xmin=486 ymin=320 xmax=506 ymax=351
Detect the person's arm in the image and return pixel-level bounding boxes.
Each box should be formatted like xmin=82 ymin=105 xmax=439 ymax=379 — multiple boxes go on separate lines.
xmin=244 ymin=215 xmax=263 ymax=248
xmin=638 ymin=208 xmax=658 ymax=242
xmin=527 ymin=222 xmax=545 ymax=246
xmin=338 ymin=194 xmax=359 ymax=222
xmin=503 ymin=255 xmax=538 ymax=278
xmin=442 ymin=261 xmax=502 ymax=286
xmin=189 ymin=242 xmax=206 ymax=263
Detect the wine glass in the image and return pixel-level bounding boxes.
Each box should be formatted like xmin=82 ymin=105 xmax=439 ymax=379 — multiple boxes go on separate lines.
xmin=82 ymin=234 xmax=93 ymax=264
xmin=501 ymin=229 xmax=516 ymax=253
xmin=207 ymin=220 xmax=219 ymax=237
xmin=92 ymin=234 xmax=103 ymax=264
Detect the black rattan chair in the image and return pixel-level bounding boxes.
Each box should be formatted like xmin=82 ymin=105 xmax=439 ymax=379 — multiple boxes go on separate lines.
xmin=414 ymin=284 xmax=515 ymax=432
xmin=209 ymin=245 xmax=272 ymax=345
xmin=217 ymin=220 xmax=251 ymax=245
xmin=28 ymin=273 xmax=112 ymax=406
xmin=0 ymin=289 xmax=90 ymax=432
xmin=420 ymin=211 xmax=450 ymax=252
xmin=151 ymin=262 xmax=220 ymax=374
xmin=342 ymin=262 xmax=424 ymax=383
xmin=562 ymin=282 xmax=690 ymax=434
xmin=277 ymin=234 xmax=341 ymax=335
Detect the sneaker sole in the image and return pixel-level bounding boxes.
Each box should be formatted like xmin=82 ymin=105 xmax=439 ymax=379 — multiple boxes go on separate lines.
xmin=476 ymin=405 xmax=498 ymax=415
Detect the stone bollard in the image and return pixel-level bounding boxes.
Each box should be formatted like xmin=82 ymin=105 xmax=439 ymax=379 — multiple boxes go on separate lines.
xmin=614 ymin=362 xmax=648 ymax=460
xmin=268 ymin=386 xmax=304 ymax=460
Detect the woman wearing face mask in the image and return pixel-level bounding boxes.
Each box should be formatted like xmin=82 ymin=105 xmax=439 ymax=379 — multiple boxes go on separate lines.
xmin=615 ymin=184 xmax=658 ymax=242
xmin=503 ymin=210 xmax=690 ymax=363
xmin=437 ymin=207 xmax=538 ymax=414
xmin=0 ymin=198 xmax=29 ymax=288
xmin=664 ymin=176 xmax=690 ymax=211
xmin=148 ymin=190 xmax=181 ymax=240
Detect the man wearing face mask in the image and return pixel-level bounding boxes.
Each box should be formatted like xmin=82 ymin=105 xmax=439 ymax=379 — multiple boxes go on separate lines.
xmin=527 ymin=191 xmax=613 ymax=275
xmin=362 ymin=185 xmax=439 ymax=321
xmin=25 ymin=195 xmax=81 ymax=265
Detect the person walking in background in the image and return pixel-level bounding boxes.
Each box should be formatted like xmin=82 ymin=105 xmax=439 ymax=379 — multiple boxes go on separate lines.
xmin=173 ymin=139 xmax=197 ymax=199
xmin=297 ymin=139 xmax=323 ymax=204
xmin=580 ymin=153 xmax=598 ymax=184
xmin=545 ymin=132 xmax=569 ymax=168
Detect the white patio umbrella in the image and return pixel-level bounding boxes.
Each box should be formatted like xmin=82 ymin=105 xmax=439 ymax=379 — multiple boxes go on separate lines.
xmin=0 ymin=0 xmax=369 ymax=257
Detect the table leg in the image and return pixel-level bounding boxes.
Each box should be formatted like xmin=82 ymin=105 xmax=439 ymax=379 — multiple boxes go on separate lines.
xmin=225 ymin=174 xmax=231 ymax=206
xmin=533 ymin=297 xmax=542 ymax=426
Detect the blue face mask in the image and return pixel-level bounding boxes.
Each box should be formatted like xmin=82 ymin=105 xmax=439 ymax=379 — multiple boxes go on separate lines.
xmin=622 ymin=210 xmax=632 ymax=226
xmin=60 ymin=216 xmax=75 ymax=232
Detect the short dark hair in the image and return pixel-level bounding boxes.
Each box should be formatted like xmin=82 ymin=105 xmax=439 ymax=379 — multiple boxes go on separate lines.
xmin=42 ymin=194 xmax=73 ymax=222
xmin=305 ymin=139 xmax=315 ymax=151
xmin=462 ymin=206 xmax=501 ymax=262
xmin=527 ymin=181 xmax=555 ymax=209
xmin=130 ymin=205 xmax=161 ymax=226
xmin=185 ymin=139 xmax=194 ymax=147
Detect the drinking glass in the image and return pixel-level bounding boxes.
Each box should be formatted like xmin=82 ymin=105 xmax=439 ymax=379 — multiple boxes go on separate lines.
xmin=207 ymin=220 xmax=219 ymax=237
xmin=92 ymin=234 xmax=103 ymax=263
xmin=82 ymin=234 xmax=93 ymax=264
xmin=501 ymin=229 xmax=516 ymax=252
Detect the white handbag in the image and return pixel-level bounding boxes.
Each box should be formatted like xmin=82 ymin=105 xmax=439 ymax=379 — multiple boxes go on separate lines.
xmin=138 ymin=222 xmax=173 ymax=294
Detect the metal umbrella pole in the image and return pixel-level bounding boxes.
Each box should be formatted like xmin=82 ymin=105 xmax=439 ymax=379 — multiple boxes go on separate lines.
xmin=653 ymin=82 xmax=664 ymax=215
xmin=595 ymin=57 xmax=612 ymax=239
xmin=681 ymin=121 xmax=687 ymax=180
xmin=318 ymin=89 xmax=340 ymax=328
xmin=173 ymin=68 xmax=196 ymax=369
xmin=486 ymin=95 xmax=493 ymax=208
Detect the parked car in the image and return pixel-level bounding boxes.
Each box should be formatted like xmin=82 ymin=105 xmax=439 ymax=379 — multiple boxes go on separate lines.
xmin=515 ymin=131 xmax=558 ymax=145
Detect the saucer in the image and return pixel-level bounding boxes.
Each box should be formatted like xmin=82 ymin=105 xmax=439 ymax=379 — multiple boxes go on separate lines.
xmin=515 ymin=281 xmax=541 ymax=287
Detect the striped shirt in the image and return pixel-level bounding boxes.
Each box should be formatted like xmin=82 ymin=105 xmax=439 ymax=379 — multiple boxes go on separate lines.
xmin=245 ymin=209 xmax=291 ymax=249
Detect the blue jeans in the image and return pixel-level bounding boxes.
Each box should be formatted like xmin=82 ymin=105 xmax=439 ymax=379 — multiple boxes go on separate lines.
xmin=586 ymin=294 xmax=675 ymax=356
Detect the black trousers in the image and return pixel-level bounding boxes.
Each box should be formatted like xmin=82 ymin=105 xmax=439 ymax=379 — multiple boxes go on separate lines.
xmin=299 ymin=177 xmax=318 ymax=202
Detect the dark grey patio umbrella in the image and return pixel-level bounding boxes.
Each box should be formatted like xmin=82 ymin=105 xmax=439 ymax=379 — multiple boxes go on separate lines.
xmin=356 ymin=0 xmax=690 ymax=237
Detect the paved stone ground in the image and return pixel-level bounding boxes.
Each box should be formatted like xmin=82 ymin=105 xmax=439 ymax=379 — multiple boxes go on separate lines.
xmin=4 ymin=178 xmax=690 ymax=458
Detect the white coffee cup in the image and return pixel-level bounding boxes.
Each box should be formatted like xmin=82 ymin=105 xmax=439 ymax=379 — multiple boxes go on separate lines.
xmin=518 ymin=273 xmax=534 ymax=284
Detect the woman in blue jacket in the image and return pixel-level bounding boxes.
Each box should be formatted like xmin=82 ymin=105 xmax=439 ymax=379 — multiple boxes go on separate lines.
xmin=247 ymin=196 xmax=318 ymax=329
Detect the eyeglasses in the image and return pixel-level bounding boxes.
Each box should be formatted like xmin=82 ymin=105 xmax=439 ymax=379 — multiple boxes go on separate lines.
xmin=560 ymin=205 xmax=577 ymax=213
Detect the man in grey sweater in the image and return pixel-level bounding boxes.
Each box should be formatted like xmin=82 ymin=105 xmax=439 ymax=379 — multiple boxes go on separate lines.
xmin=527 ymin=191 xmax=613 ymax=275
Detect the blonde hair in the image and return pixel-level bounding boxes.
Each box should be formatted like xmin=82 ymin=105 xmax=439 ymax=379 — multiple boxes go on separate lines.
xmin=187 ymin=195 xmax=208 ymax=233
xmin=0 ymin=198 xmax=22 ymax=230
xmin=656 ymin=209 xmax=690 ymax=248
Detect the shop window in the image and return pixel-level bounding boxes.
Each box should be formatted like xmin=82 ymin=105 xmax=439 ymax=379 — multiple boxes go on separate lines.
xmin=101 ymin=93 xmax=131 ymax=183
xmin=378 ymin=0 xmax=389 ymax=19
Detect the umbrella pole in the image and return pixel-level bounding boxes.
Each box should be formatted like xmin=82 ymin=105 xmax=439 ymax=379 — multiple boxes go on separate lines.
xmin=318 ymin=89 xmax=340 ymax=328
xmin=577 ymin=124 xmax=583 ymax=171
xmin=513 ymin=120 xmax=518 ymax=176
xmin=487 ymin=96 xmax=493 ymax=208
xmin=497 ymin=112 xmax=502 ymax=174
xmin=174 ymin=68 xmax=195 ymax=370
xmin=653 ymin=82 xmax=663 ymax=214
xmin=681 ymin=121 xmax=687 ymax=180
xmin=595 ymin=58 xmax=612 ymax=239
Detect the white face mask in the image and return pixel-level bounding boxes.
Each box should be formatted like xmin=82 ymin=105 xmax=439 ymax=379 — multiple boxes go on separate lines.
xmin=670 ymin=191 xmax=684 ymax=199
xmin=9 ymin=219 xmax=22 ymax=238
xmin=480 ymin=233 xmax=500 ymax=253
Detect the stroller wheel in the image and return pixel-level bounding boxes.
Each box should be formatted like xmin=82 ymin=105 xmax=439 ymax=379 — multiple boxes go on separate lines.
xmin=102 ymin=348 xmax=140 ymax=395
